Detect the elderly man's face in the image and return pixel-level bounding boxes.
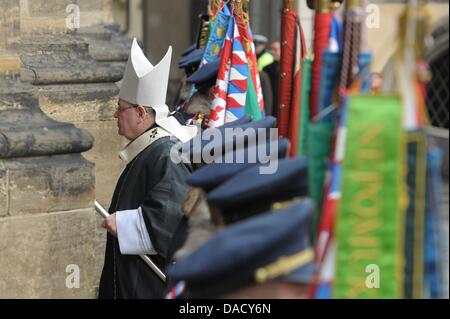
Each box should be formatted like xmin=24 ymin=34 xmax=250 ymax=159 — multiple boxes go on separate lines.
xmin=114 ymin=99 xmax=145 ymax=141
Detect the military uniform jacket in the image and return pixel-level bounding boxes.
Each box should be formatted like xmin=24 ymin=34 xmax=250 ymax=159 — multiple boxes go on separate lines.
xmin=99 ymin=128 xmax=192 ymax=299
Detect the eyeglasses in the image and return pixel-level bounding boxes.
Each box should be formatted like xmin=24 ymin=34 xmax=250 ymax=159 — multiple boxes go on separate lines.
xmin=115 ymin=104 xmax=138 ymax=113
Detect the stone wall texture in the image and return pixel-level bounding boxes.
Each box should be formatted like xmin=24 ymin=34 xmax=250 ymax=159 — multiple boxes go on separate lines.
xmin=0 ymin=157 xmax=97 ymax=298
xmin=0 ymin=0 xmax=126 ymax=298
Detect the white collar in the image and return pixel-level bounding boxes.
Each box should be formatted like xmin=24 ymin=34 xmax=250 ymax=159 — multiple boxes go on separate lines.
xmin=118 ymin=127 xmax=173 ymax=164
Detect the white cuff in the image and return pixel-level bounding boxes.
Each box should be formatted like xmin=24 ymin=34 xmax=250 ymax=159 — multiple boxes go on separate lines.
xmin=116 ymin=207 xmax=157 ymax=255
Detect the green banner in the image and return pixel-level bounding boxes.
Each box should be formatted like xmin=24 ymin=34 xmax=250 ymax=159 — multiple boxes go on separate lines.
xmin=244 ymin=75 xmax=263 ymax=121
xmin=298 ymin=58 xmax=312 ymax=157
xmin=307 ymin=123 xmax=334 ymax=244
xmin=334 ymin=95 xmax=406 ymax=299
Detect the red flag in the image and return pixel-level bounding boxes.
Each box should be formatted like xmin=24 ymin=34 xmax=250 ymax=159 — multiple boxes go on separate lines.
xmin=310 ymin=1 xmax=332 ymax=120
xmin=278 ymin=1 xmax=307 ymax=156
xmin=277 ymin=3 xmax=297 ymax=138
xmin=288 ymin=18 xmax=307 ymax=156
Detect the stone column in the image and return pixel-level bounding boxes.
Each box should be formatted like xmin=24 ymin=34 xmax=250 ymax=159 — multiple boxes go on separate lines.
xmin=0 ymin=0 xmax=130 ymax=298
xmin=142 ymin=0 xmax=191 ymax=105
xmin=0 ymin=87 xmax=96 ymax=298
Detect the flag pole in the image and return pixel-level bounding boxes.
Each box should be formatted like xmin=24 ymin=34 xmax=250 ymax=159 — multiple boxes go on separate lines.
xmin=310 ymin=0 xmax=332 ymax=120
xmin=308 ymin=0 xmax=365 ymax=298
xmin=338 ymin=0 xmax=364 ymax=93
xmin=277 ymin=0 xmax=298 ymax=138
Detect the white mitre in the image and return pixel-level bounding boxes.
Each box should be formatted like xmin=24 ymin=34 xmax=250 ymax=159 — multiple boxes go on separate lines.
xmin=119 ymin=38 xmax=197 ymax=143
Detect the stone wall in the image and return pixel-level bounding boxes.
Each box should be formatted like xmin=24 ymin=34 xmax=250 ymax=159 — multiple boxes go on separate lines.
xmin=0 ymin=155 xmax=96 ymax=298
xmin=0 ymin=0 xmax=20 ymax=75
xmin=0 ymin=75 xmax=98 ymax=298
xmin=0 ymin=0 xmax=129 ymax=298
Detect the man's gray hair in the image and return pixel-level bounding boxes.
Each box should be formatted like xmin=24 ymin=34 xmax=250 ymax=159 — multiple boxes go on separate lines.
xmin=144 ymin=106 xmax=156 ymax=117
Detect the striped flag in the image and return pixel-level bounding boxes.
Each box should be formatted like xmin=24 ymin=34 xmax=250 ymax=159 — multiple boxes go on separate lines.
xmin=209 ymin=7 xmax=264 ymax=127
xmin=209 ymin=17 xmax=234 ymax=126
xmin=235 ymin=15 xmax=265 ymax=117
xmin=225 ymin=21 xmax=250 ymax=121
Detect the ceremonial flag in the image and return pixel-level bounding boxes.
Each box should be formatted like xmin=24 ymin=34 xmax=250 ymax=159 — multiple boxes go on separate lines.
xmin=187 ymin=4 xmax=231 ymax=101
xmin=209 ymin=0 xmax=225 ymax=18
xmin=298 ymin=57 xmax=312 ymax=156
xmin=310 ymin=0 xmax=367 ymax=298
xmin=310 ymin=96 xmax=349 ymax=298
xmin=235 ymin=12 xmax=265 ymax=118
xmin=313 ymin=69 xmax=376 ymax=296
xmin=316 ymin=16 xmax=342 ymax=123
xmin=202 ymin=4 xmax=232 ymax=64
xmin=334 ymin=95 xmax=406 ymax=299
xmin=306 ymin=15 xmax=342 ymax=241
xmin=307 ymin=122 xmax=334 ymax=244
xmin=209 ymin=2 xmax=264 ymax=127
xmin=277 ymin=0 xmax=298 ymax=138
xmin=287 ymin=17 xmax=307 ymax=156
xmin=225 ymin=21 xmax=251 ymax=121
xmin=278 ymin=0 xmax=307 ymax=157
xmin=209 ymin=16 xmax=234 ymax=126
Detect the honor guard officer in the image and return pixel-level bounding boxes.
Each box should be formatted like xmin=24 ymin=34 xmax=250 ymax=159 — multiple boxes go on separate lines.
xmin=179 ymin=47 xmax=205 ymax=77
xmin=206 ymin=157 xmax=309 ymax=226
xmin=173 ymin=138 xmax=292 ymax=261
xmin=167 ymin=201 xmax=315 ymax=299
xmin=180 ymin=115 xmax=277 ymax=168
xmin=182 ymin=59 xmax=221 ymax=127
xmin=173 ymin=46 xmax=205 ymax=111
xmin=167 ymin=116 xmax=282 ymax=262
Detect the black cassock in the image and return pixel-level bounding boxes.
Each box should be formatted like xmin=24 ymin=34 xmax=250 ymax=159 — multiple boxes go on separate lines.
xmin=98 ymin=136 xmax=192 ymax=299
